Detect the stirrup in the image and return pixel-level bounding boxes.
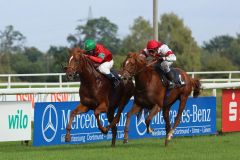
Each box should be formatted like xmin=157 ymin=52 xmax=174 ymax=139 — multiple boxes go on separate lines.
xmin=169 ymin=81 xmax=181 ymax=89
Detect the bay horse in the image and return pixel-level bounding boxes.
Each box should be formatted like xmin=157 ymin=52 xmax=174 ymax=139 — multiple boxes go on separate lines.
xmin=121 ymin=52 xmax=201 ymax=146
xmin=64 ymin=47 xmax=134 ymax=147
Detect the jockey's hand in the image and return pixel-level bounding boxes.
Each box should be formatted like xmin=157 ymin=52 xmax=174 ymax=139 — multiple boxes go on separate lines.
xmin=158 ymin=57 xmax=166 ymax=61
xmin=93 ymin=62 xmax=100 ymax=68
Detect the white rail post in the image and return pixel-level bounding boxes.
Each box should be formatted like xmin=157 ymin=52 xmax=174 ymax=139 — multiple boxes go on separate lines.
xmin=59 ymin=75 xmax=62 ymax=88
xmin=7 ymin=75 xmax=11 ymax=88
xmin=213 ymin=89 xmax=217 ymax=97
xmin=228 ymin=72 xmax=232 ymax=83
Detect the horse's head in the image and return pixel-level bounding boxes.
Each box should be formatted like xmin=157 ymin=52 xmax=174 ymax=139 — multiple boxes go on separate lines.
xmin=121 ymin=52 xmax=146 ymax=84
xmin=64 ymin=47 xmax=84 ymax=81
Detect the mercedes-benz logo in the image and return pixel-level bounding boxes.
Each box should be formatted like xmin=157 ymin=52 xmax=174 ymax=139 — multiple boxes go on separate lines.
xmin=42 ymin=104 xmax=58 ymax=142
xmin=136 ymin=109 xmax=147 ymax=135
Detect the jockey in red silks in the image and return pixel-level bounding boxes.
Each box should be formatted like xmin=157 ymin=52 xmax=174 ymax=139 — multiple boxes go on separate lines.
xmin=84 ymin=39 xmax=120 ymax=88
xmin=140 ymin=39 xmax=182 ymax=88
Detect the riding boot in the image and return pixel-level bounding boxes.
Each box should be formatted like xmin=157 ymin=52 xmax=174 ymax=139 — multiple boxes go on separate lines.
xmin=166 ymin=70 xmax=181 ymax=88
xmin=105 ymin=73 xmax=120 ymax=88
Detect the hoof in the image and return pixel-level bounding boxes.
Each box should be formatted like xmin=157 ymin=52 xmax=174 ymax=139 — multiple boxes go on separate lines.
xmin=167 ymin=133 xmax=173 ymax=140
xmin=65 ymin=134 xmax=71 ymax=142
xmin=111 ymin=144 xmax=116 ymax=147
xmin=147 ymin=127 xmax=154 ymax=134
xmin=165 ymin=139 xmax=169 ymax=147
xmin=123 ymin=139 xmax=128 ymax=144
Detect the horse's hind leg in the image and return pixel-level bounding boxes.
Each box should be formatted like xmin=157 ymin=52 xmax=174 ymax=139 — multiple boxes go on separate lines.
xmin=145 ymin=104 xmax=160 ymax=134
xmin=163 ymin=106 xmax=171 ymax=146
xmin=168 ymin=95 xmax=188 ymax=141
xmin=94 ymin=102 xmax=109 ymax=134
xmin=123 ymin=103 xmax=141 ymax=144
xmin=107 ymin=108 xmax=117 ymax=147
xmin=107 ymin=87 xmax=134 ymax=130
xmin=65 ymin=103 xmax=88 ymax=142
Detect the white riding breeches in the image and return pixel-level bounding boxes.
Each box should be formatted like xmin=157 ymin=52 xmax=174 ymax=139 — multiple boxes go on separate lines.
xmin=98 ymin=60 xmax=114 ymax=74
xmin=160 ymin=61 xmax=173 ymax=73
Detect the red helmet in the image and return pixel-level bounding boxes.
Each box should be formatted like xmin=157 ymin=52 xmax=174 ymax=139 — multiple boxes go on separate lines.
xmin=147 ymin=40 xmax=160 ymax=50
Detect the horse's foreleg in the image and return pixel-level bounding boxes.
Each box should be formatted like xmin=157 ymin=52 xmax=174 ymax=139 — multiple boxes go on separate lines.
xmin=65 ymin=103 xmax=88 ymax=142
xmin=123 ymin=103 xmax=141 ymax=144
xmin=163 ymin=106 xmax=171 ymax=146
xmin=145 ymin=104 xmax=160 ymax=134
xmin=94 ymin=102 xmax=108 ymax=134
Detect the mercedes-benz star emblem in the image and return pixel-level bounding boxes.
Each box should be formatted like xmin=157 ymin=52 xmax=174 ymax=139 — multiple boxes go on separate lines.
xmin=136 ymin=109 xmax=147 ymax=135
xmin=42 ymin=104 xmax=58 ymax=142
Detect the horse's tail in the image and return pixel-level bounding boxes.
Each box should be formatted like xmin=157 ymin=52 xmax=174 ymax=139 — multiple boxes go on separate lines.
xmin=190 ymin=78 xmax=201 ymax=98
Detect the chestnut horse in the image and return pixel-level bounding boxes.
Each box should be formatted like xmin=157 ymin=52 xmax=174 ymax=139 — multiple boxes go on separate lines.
xmin=121 ymin=53 xmax=201 ymax=146
xmin=64 ymin=47 xmax=134 ymax=147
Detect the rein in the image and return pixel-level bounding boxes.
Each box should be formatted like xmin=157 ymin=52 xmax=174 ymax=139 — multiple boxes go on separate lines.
xmin=126 ymin=59 xmax=158 ymax=77
xmin=136 ymin=59 xmax=158 ymax=75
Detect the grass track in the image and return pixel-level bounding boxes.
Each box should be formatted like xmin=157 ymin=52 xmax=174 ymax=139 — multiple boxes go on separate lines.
xmin=1 ymin=132 xmax=240 ymax=160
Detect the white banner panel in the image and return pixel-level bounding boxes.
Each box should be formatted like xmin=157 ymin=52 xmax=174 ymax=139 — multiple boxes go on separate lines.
xmin=0 ymin=101 xmax=32 ymax=142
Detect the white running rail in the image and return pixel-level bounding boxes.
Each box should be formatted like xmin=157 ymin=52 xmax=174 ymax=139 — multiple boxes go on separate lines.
xmin=0 ymin=71 xmax=240 ymax=96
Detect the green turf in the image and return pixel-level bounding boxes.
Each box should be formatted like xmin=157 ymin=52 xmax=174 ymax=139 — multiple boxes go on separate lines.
xmin=0 ymin=132 xmax=240 ymax=160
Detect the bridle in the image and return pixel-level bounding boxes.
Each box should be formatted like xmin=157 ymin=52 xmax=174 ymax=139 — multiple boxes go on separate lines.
xmin=64 ymin=57 xmax=80 ymax=81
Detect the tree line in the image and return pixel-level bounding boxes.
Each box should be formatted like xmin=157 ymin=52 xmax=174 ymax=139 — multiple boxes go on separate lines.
xmin=0 ymin=13 xmax=239 ymax=82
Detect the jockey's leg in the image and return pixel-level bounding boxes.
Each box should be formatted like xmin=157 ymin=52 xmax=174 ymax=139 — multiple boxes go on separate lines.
xmin=166 ymin=70 xmax=182 ymax=88
xmin=161 ymin=61 xmax=181 ymax=88
xmin=98 ymin=60 xmax=120 ymax=88
xmin=104 ymin=73 xmax=120 ymax=88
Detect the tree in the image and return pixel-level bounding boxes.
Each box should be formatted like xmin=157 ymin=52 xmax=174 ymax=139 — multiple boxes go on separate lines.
xmin=202 ymin=34 xmax=240 ymax=69
xmin=158 ymin=13 xmax=201 ymax=71
xmin=10 ymin=47 xmax=46 ymax=81
xmin=0 ymin=25 xmax=26 ymax=73
xmin=67 ymin=17 xmax=121 ymax=54
xmin=120 ymin=17 xmax=152 ymax=54
xmin=47 ymin=46 xmax=69 ymax=72
xmin=203 ymin=35 xmax=234 ymax=54
xmin=0 ymin=25 xmax=26 ymax=53
xmin=200 ymin=50 xmax=238 ymax=78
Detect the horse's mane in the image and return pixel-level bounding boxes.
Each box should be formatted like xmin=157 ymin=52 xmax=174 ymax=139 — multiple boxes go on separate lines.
xmin=80 ymin=53 xmax=100 ymax=77
xmin=126 ymin=52 xmax=147 ymax=65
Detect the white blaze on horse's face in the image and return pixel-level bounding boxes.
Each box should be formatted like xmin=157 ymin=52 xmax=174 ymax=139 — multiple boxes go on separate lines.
xmin=69 ymin=56 xmax=74 ymax=65
xmin=125 ymin=60 xmax=129 ymax=66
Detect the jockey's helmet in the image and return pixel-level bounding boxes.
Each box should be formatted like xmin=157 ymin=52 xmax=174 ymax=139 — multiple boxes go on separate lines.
xmin=84 ymin=39 xmax=96 ymax=52
xmin=147 ymin=40 xmax=160 ymax=51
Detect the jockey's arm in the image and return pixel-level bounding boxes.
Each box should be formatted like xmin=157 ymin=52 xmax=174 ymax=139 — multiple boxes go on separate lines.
xmin=158 ymin=44 xmax=176 ymax=62
xmin=88 ymin=55 xmax=104 ymax=63
xmin=139 ymin=49 xmax=148 ymax=58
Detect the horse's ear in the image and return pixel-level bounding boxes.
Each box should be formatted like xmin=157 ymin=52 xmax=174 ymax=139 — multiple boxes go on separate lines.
xmin=128 ymin=52 xmax=134 ymax=57
xmin=74 ymin=53 xmax=81 ymax=61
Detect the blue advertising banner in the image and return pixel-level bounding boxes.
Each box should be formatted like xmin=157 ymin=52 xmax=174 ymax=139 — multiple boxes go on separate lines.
xmin=33 ymin=97 xmax=216 ymax=146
